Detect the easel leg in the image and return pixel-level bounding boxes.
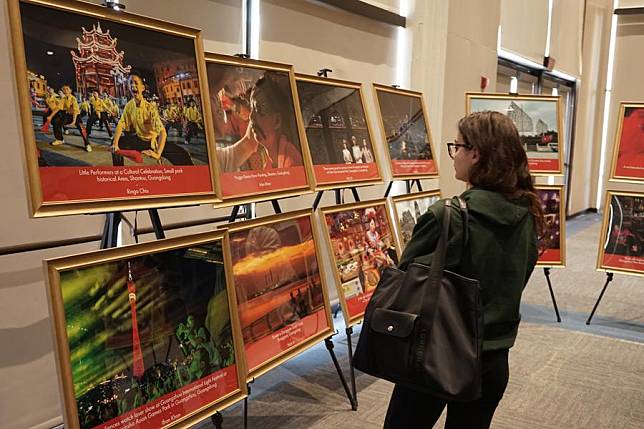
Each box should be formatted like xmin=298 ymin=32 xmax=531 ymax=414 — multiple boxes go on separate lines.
xmin=100 ymin=212 xmax=121 ymax=249
xmin=210 ymin=411 xmax=223 ymax=429
xmin=148 ymin=209 xmax=165 ymax=239
xmin=350 ymin=187 xmax=360 ymax=202
xmin=346 ymin=327 xmax=358 ymax=408
xmin=384 ymin=181 xmax=394 ymax=198
xmin=324 ymin=338 xmax=357 ymax=410
xmin=313 ymin=190 xmax=325 ymax=211
xmin=243 ymin=382 xmax=252 ymax=429
xmin=228 ymin=205 xmax=240 ymax=223
xmin=543 ymin=268 xmax=561 ymax=322
xmin=586 ymin=273 xmax=614 ymax=325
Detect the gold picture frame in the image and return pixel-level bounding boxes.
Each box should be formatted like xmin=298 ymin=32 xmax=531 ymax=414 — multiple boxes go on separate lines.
xmin=372 ymin=84 xmax=440 ymax=180
xmin=608 ymin=102 xmax=644 ymax=184
xmin=295 ymin=73 xmax=384 ymax=190
xmin=44 ymin=230 xmax=247 ymax=429
xmin=389 ymin=189 xmax=441 ymax=252
xmin=203 ymin=53 xmax=313 ymax=205
xmin=8 ymin=0 xmax=221 ymax=217
xmin=535 ymin=185 xmax=566 ymax=267
xmin=222 ymin=209 xmax=335 ymax=381
xmin=319 ymin=199 xmax=399 ymax=327
xmin=596 ymin=190 xmax=644 ymax=278
xmin=465 ymin=92 xmax=564 ymax=175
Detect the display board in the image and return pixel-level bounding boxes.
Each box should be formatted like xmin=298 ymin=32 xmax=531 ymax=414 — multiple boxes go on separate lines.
xmin=536 ymin=185 xmax=566 ymax=267
xmin=8 ymin=0 xmax=219 ymax=217
xmin=372 ymin=84 xmax=439 ymax=179
xmin=295 ymin=74 xmax=382 ymax=189
xmin=597 ymin=191 xmax=644 ymax=277
xmin=390 ymin=189 xmax=441 ymax=251
xmin=320 ymin=200 xmax=399 ymax=327
xmin=225 ymin=210 xmax=334 ymax=380
xmin=466 ymin=92 xmax=564 ymax=175
xmin=44 ymin=231 xmax=246 ymax=429
xmin=609 ymin=103 xmax=644 ymax=183
xmin=204 ymin=53 xmax=311 ymax=203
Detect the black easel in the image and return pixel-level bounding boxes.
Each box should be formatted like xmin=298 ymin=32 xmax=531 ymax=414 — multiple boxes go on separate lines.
xmin=586 ymin=272 xmax=614 ymax=325
xmin=383 ymin=178 xmax=423 ymax=198
xmin=542 ymin=268 xmax=562 ymax=322
xmin=100 ymin=209 xmax=166 ymax=249
xmin=313 ymin=187 xmax=361 ymax=211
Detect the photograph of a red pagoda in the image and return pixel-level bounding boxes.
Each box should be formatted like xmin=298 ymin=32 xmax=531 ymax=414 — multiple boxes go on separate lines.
xmin=9 ymin=0 xmax=217 ymax=216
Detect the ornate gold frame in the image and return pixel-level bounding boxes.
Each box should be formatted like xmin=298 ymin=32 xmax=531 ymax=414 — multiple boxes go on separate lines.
xmin=372 ymin=84 xmax=440 ymax=180
xmin=535 ymin=184 xmax=567 ymax=267
xmin=44 ymin=230 xmax=248 ymax=429
xmin=319 ymin=199 xmax=399 ymax=327
xmin=8 ymin=0 xmax=221 ymax=217
xmin=596 ymin=190 xmax=644 ymax=278
xmin=389 ymin=189 xmax=442 ymax=252
xmin=203 ymin=53 xmax=313 ymax=206
xmin=294 ymin=73 xmax=384 ymax=191
xmin=220 ymin=209 xmax=335 ymax=381
xmin=465 ymin=92 xmax=565 ymax=176
xmin=607 ymin=102 xmax=644 ymax=184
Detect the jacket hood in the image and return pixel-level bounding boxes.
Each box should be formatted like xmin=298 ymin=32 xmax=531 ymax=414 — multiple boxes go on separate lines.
xmin=460 ymin=188 xmax=531 ymax=226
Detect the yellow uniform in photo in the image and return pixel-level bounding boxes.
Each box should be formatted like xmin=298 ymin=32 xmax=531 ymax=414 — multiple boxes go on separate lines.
xmin=184 ymin=105 xmax=202 ymax=125
xmin=119 ymin=98 xmax=164 ymax=142
xmin=60 ymin=94 xmax=80 ymax=116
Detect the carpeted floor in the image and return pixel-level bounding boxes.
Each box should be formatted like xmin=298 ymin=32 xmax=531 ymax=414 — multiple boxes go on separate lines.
xmin=198 ymin=214 xmax=644 ymax=429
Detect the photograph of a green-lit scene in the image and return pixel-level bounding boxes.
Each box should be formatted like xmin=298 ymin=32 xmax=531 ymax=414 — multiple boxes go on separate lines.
xmin=55 ymin=242 xmax=238 ymax=429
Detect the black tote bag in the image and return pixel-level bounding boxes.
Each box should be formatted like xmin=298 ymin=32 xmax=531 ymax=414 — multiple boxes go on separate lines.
xmin=352 ymin=197 xmax=483 ymax=401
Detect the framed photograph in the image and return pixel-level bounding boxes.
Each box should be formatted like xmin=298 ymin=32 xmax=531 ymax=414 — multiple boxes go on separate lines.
xmin=597 ymin=191 xmax=644 ymax=277
xmin=225 ymin=210 xmax=334 ymax=379
xmin=204 ymin=54 xmax=311 ymax=203
xmin=9 ymin=0 xmax=219 ymax=217
xmin=609 ymin=103 xmax=644 ymax=183
xmin=466 ymin=93 xmax=564 ymax=175
xmin=536 ymin=185 xmax=566 ymax=267
xmin=320 ymin=200 xmax=399 ymax=327
xmin=44 ymin=231 xmax=247 ymax=429
xmin=390 ymin=189 xmax=441 ymax=251
xmin=295 ymin=74 xmax=383 ymax=189
xmin=373 ymin=84 xmax=439 ymax=179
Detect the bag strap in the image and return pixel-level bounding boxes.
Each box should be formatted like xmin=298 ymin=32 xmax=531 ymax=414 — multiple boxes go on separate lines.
xmin=427 ymin=199 xmax=451 ymax=287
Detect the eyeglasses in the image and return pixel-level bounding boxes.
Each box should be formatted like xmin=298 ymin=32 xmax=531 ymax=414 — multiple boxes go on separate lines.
xmin=446 ymin=141 xmax=472 ymax=159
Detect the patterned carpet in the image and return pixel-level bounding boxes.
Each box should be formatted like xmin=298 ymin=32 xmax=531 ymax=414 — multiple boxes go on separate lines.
xmin=198 ymin=215 xmax=644 ymax=429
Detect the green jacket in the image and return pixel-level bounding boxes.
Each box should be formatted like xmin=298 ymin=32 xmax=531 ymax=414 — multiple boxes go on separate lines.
xmin=399 ymin=188 xmax=538 ymax=351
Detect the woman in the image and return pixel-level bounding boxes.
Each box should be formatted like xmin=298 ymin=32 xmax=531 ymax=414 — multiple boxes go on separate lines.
xmin=384 ymin=111 xmax=544 ymax=429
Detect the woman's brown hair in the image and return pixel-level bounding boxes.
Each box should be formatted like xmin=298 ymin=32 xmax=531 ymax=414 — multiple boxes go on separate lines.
xmin=458 ymin=111 xmax=546 ymax=237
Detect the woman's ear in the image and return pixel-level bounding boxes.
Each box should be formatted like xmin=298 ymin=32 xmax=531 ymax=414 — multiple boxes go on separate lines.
xmin=471 ymin=148 xmax=480 ymax=164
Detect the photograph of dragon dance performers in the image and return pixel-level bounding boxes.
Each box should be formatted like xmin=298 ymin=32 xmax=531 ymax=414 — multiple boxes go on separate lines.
xmin=206 ymin=57 xmax=309 ymax=199
xmin=47 ymin=238 xmax=242 ymax=429
xmin=227 ymin=213 xmax=331 ymax=375
xmin=19 ymin=1 xmax=209 ymax=168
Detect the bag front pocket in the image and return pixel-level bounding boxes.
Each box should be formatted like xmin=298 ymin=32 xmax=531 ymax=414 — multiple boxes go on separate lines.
xmin=368 ymin=308 xmax=418 ymax=381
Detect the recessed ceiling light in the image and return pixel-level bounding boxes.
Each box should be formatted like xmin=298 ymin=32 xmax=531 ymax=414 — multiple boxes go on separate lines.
xmin=46 ymin=51 xmax=54 ymax=56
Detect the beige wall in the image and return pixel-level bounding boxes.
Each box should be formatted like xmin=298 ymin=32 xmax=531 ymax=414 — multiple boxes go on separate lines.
xmin=440 ymin=0 xmax=501 ymax=197
xmin=569 ymin=0 xmax=613 ymax=214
